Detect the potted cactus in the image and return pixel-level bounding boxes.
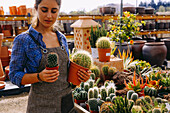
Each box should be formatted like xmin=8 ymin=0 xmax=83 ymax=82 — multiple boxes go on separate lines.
xmin=96 ymin=37 xmax=111 ymax=62
xmin=46 ymin=52 xmax=59 ymax=70
xmin=68 ymin=50 xmax=93 ymax=85
xmin=90 ymin=65 xmax=100 ymax=81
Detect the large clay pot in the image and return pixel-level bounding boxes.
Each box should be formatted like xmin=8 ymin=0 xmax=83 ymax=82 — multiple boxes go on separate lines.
xmin=143 ymin=22 xmax=150 ymax=30
xmin=114 ymin=42 xmax=132 ymax=56
xmin=136 ymin=7 xmax=145 ymax=14
xmin=142 ymin=42 xmax=167 ymax=66
xmin=145 ymin=8 xmax=154 ymax=14
xmin=0 ymin=46 xmax=10 ymax=67
xmin=162 ymin=39 xmax=170 ymax=60
xmin=123 ymin=7 xmax=135 ymax=14
xmin=100 ymin=7 xmax=116 ymax=15
xmin=0 ymin=59 xmax=5 ymax=81
xmin=0 ymin=33 xmax=3 ymax=54
xmin=132 ymin=40 xmax=146 ymax=60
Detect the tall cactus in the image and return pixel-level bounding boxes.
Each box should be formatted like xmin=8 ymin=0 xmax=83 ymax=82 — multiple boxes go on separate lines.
xmin=79 ymin=90 xmax=88 ymax=100
xmin=90 ymin=73 xmax=96 ymax=80
xmin=46 ymin=52 xmax=58 ymax=68
xmin=89 ymin=79 xmax=94 ymax=88
xmin=72 ymin=50 xmax=92 ymax=68
xmin=101 ymin=65 xmax=109 ymax=76
xmin=131 ymin=93 xmax=138 ymax=102
xmin=84 ymin=82 xmax=89 ymax=92
xmin=96 ymin=37 xmax=111 ymax=49
xmin=88 ymin=88 xmax=94 ymax=99
xmin=93 ymin=87 xmax=99 ymax=99
xmin=100 ymin=86 xmax=107 ymax=101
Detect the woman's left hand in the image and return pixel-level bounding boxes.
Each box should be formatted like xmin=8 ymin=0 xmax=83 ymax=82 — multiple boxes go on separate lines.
xmin=77 ymin=69 xmax=91 ymax=82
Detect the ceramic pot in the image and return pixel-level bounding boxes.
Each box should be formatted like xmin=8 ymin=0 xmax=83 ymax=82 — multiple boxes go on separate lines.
xmin=98 ymin=48 xmax=111 ymax=62
xmin=142 ymin=42 xmax=167 ymax=66
xmin=46 ymin=66 xmax=59 ymax=70
xmin=5 ymin=65 xmax=9 ymax=79
xmin=114 ymin=42 xmax=132 ymax=56
xmin=68 ymin=61 xmax=88 ymax=85
xmin=145 ymin=8 xmax=154 ymax=14
xmin=0 ymin=81 xmax=5 ymax=90
xmin=162 ymin=39 xmax=170 ymax=60
xmin=74 ymin=99 xmax=86 ymax=105
xmin=100 ymin=7 xmax=116 ymax=15
xmin=158 ymin=22 xmax=164 ymax=29
xmin=132 ymin=40 xmax=146 ymax=60
xmin=0 ymin=46 xmax=10 ymax=66
xmin=91 ymin=48 xmax=98 ymax=59
xmin=123 ymin=7 xmax=135 ymax=14
xmin=164 ymin=23 xmax=169 ymax=29
xmin=0 ymin=59 xmax=5 ymax=81
xmin=136 ymin=7 xmax=145 ymax=14
xmin=0 ymin=33 xmax=4 ymax=54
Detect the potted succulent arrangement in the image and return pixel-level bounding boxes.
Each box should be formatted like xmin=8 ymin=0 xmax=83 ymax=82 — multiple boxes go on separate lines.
xmin=68 ymin=50 xmax=93 ymax=85
xmin=89 ymin=24 xmax=107 ymax=59
xmin=46 ymin=52 xmax=59 ymax=70
xmin=96 ymin=37 xmax=111 ymax=62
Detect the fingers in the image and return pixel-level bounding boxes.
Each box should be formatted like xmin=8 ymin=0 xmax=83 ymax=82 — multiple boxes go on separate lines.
xmin=40 ymin=69 xmax=60 ymax=82
xmin=78 ymin=69 xmax=90 ymax=82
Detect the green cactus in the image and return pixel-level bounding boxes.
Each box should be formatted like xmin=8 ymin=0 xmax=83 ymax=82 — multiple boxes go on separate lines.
xmin=88 ymin=88 xmax=94 ymax=99
xmin=108 ymin=67 xmax=117 ymax=76
xmin=129 ymin=99 xmax=134 ymax=105
xmin=144 ymin=96 xmax=152 ymax=104
xmin=88 ymin=98 xmax=98 ymax=111
xmin=80 ymin=82 xmax=84 ymax=89
xmin=102 ymin=65 xmax=109 ymax=76
xmin=97 ymin=99 xmax=105 ymax=106
xmin=127 ymin=90 xmax=135 ymax=99
xmin=144 ymin=86 xmax=157 ymax=97
xmin=79 ymin=90 xmax=88 ymax=100
xmin=100 ymin=102 xmax=113 ymax=113
xmin=132 ymin=105 xmax=143 ymax=113
xmin=109 ymin=93 xmax=116 ymax=100
xmin=84 ymin=82 xmax=89 ymax=92
xmin=93 ymin=87 xmax=99 ymax=99
xmin=100 ymin=87 xmax=107 ymax=101
xmin=136 ymin=98 xmax=143 ymax=105
xmin=72 ymin=50 xmax=92 ymax=68
xmin=90 ymin=65 xmax=100 ymax=78
xmin=107 ymin=86 xmax=115 ymax=96
xmin=152 ymin=108 xmax=161 ymax=113
xmin=155 ymin=98 xmax=162 ymax=103
xmin=104 ymin=80 xmax=110 ymax=87
xmin=90 ymin=73 xmax=96 ymax=80
xmin=106 ymin=97 xmax=111 ymax=102
xmin=131 ymin=93 xmax=138 ymax=102
xmin=46 ymin=52 xmax=58 ymax=68
xmin=96 ymin=37 xmax=111 ymax=49
xmin=89 ymin=80 xmax=94 ymax=88
xmin=75 ymin=87 xmax=81 ymax=93
xmin=94 ymin=78 xmax=101 ymax=87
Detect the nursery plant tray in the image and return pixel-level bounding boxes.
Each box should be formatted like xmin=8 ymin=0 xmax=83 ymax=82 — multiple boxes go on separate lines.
xmin=0 ymin=81 xmax=30 ymax=97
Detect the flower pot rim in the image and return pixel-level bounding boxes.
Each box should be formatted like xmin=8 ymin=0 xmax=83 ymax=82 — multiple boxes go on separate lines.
xmin=0 ymin=81 xmax=6 ymax=89
xmin=133 ymin=40 xmax=146 ymax=44
xmin=136 ymin=7 xmax=145 ymax=9
xmin=145 ymin=42 xmax=165 ymax=46
xmin=70 ymin=61 xmax=89 ymax=70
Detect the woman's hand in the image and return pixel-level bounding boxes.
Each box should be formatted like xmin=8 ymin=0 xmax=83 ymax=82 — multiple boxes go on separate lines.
xmin=39 ymin=69 xmax=59 ymax=82
xmin=77 ymin=69 xmax=91 ymax=82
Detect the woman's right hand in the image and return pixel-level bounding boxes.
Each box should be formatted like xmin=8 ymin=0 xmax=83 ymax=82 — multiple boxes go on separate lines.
xmin=38 ymin=69 xmax=59 ymax=82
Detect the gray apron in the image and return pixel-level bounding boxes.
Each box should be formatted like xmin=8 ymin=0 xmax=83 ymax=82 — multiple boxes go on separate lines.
xmin=26 ymin=33 xmax=77 ymax=113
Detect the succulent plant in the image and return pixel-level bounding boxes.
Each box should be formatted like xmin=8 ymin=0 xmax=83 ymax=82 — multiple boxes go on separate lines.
xmin=107 ymin=85 xmax=116 ymax=96
xmin=152 ymin=108 xmax=161 ymax=113
xmin=131 ymin=93 xmax=139 ymax=102
xmin=88 ymin=79 xmax=94 ymax=88
xmin=106 ymin=97 xmax=111 ymax=102
xmin=93 ymin=87 xmax=99 ymax=99
xmin=80 ymin=82 xmax=84 ymax=89
xmin=144 ymin=86 xmax=157 ymax=97
xmin=79 ymin=90 xmax=88 ymax=100
xmin=84 ymin=82 xmax=89 ymax=92
xmin=102 ymin=65 xmax=109 ymax=76
xmin=90 ymin=65 xmax=100 ymax=78
xmin=127 ymin=90 xmax=135 ymax=99
xmin=88 ymin=98 xmax=98 ymax=111
xmin=88 ymin=88 xmax=94 ymax=99
xmin=132 ymin=105 xmax=143 ymax=113
xmin=108 ymin=67 xmax=117 ymax=76
xmin=136 ymin=98 xmax=143 ymax=105
xmin=100 ymin=102 xmax=113 ymax=113
xmin=96 ymin=37 xmax=111 ymax=49
xmin=72 ymin=50 xmax=92 ymax=69
xmin=109 ymin=93 xmax=116 ymax=100
xmin=90 ymin=73 xmax=96 ymax=80
xmin=155 ymin=98 xmax=162 ymax=103
xmin=144 ymin=96 xmax=152 ymax=104
xmin=100 ymin=86 xmax=107 ymax=101
xmin=46 ymin=52 xmax=58 ymax=68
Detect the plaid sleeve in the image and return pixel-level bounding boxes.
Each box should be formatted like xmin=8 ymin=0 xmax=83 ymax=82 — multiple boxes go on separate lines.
xmin=9 ymin=34 xmax=27 ymax=88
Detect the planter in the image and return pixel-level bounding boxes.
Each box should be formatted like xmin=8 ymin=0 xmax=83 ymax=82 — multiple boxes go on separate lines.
xmin=158 ymin=22 xmax=164 ymax=29
xmin=74 ymin=99 xmax=86 ymax=105
xmin=85 ymin=101 xmax=89 ymax=111
xmin=123 ymin=7 xmax=136 ymax=14
xmin=145 ymin=8 xmax=154 ymax=14
xmin=138 ymin=90 xmax=145 ymax=97
xmin=142 ymin=42 xmax=167 ymax=66
xmin=162 ymin=39 xmax=170 ymax=60
xmin=0 ymin=46 xmax=10 ymax=66
xmin=68 ymin=61 xmax=89 ymax=85
xmin=100 ymin=7 xmax=116 ymax=15
xmin=98 ymin=48 xmax=111 ymax=62
xmin=0 ymin=81 xmax=5 ymax=90
xmin=0 ymin=59 xmax=5 ymax=81
xmin=136 ymin=7 xmax=145 ymax=14
xmin=150 ymin=23 xmax=155 ymax=30
xmin=91 ymin=48 xmax=98 ymax=59
xmin=46 ymin=66 xmax=59 ymax=70
xmin=90 ymin=110 xmax=99 ymax=113
xmin=5 ymin=65 xmax=9 ymax=79
xmin=0 ymin=33 xmax=4 ymax=54
xmin=114 ymin=42 xmax=132 ymax=56
xmin=132 ymin=40 xmax=146 ymax=60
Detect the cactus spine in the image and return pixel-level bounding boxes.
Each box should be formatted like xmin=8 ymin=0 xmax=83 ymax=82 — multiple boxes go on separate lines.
xmin=47 ymin=52 xmax=58 ymax=68
xmin=72 ymin=50 xmax=92 ymax=68
xmin=96 ymin=37 xmax=111 ymax=49
xmin=88 ymin=88 xmax=94 ymax=99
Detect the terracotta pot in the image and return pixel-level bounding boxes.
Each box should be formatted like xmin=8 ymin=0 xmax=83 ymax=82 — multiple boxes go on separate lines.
xmin=98 ymin=48 xmax=111 ymax=62
xmin=20 ymin=5 xmax=27 ymax=15
xmin=0 ymin=81 xmax=5 ymax=90
xmin=0 ymin=33 xmax=4 ymax=54
xmin=145 ymin=8 xmax=154 ymax=14
xmin=11 ymin=6 xmax=17 ymax=15
xmin=142 ymin=42 xmax=167 ymax=66
xmin=46 ymin=66 xmax=59 ymax=70
xmin=162 ymin=39 xmax=170 ymax=60
xmin=123 ymin=7 xmax=136 ymax=14
xmin=5 ymin=65 xmax=9 ymax=79
xmin=68 ymin=61 xmax=89 ymax=85
xmin=132 ymin=40 xmax=146 ymax=60
xmin=85 ymin=101 xmax=89 ymax=111
xmin=114 ymin=42 xmax=132 ymax=56
xmin=74 ymin=99 xmax=86 ymax=105
xmin=136 ymin=7 xmax=145 ymax=14
xmin=0 ymin=59 xmax=5 ymax=81
xmin=90 ymin=110 xmax=99 ymax=113
xmin=0 ymin=46 xmax=10 ymax=66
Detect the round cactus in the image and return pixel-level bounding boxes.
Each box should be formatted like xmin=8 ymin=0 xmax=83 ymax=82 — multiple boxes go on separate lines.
xmin=144 ymin=96 xmax=152 ymax=104
xmin=88 ymin=88 xmax=94 ymax=99
xmin=155 ymin=97 xmax=162 ymax=103
xmin=46 ymin=52 xmax=58 ymax=68
xmin=96 ymin=37 xmax=111 ymax=49
xmin=106 ymin=97 xmax=111 ymax=102
xmin=90 ymin=65 xmax=100 ymax=78
xmin=88 ymin=98 xmax=98 ymax=111
xmin=100 ymin=87 xmax=107 ymax=101
xmin=132 ymin=105 xmax=143 ymax=113
xmin=80 ymin=82 xmax=84 ymax=89
xmin=104 ymin=80 xmax=110 ymax=88
xmin=127 ymin=90 xmax=135 ymax=100
xmin=72 ymin=50 xmax=92 ymax=68
xmin=89 ymin=79 xmax=94 ymax=88
xmin=131 ymin=93 xmax=138 ymax=102
xmin=90 ymin=73 xmax=96 ymax=80
xmin=109 ymin=93 xmax=116 ymax=100
xmin=79 ymin=90 xmax=88 ymax=100
xmin=136 ymin=98 xmax=143 ymax=105
xmin=152 ymin=108 xmax=161 ymax=113
xmin=101 ymin=65 xmax=109 ymax=76
xmin=107 ymin=85 xmax=116 ymax=96
xmin=108 ymin=67 xmax=117 ymax=76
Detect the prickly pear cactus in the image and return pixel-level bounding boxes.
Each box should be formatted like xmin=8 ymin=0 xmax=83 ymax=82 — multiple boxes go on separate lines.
xmin=47 ymin=52 xmax=58 ymax=68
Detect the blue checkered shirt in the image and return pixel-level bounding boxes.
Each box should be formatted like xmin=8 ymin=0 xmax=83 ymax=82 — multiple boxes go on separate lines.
xmin=9 ymin=26 xmax=69 ymax=88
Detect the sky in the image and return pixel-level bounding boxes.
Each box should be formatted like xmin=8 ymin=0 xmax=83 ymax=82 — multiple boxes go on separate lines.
xmin=0 ymin=0 xmax=169 ymax=14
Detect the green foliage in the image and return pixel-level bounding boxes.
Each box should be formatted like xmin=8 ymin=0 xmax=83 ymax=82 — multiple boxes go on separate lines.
xmin=80 ymin=82 xmax=84 ymax=89
xmin=96 ymin=37 xmax=111 ymax=49
xmin=47 ymin=53 xmax=58 ymax=68
xmin=93 ymin=87 xmax=99 ymax=99
xmin=84 ymin=82 xmax=89 ymax=92
xmin=152 ymin=108 xmax=161 ymax=113
xmin=136 ymin=99 xmax=143 ymax=106
xmin=89 ymin=80 xmax=94 ymax=88
xmin=107 ymin=86 xmax=115 ymax=96
xmin=109 ymin=93 xmax=116 ymax=100
xmin=144 ymin=87 xmax=157 ymax=97
xmin=144 ymin=96 xmax=152 ymax=104
xmin=72 ymin=50 xmax=92 ymax=68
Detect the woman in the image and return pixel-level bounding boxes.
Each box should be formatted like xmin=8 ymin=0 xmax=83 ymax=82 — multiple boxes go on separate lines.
xmin=9 ymin=0 xmax=90 ymax=112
